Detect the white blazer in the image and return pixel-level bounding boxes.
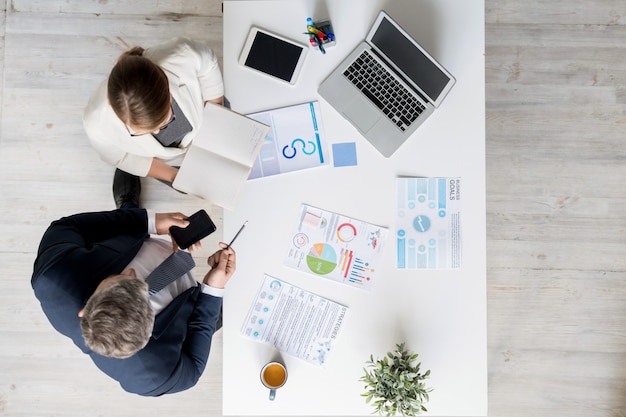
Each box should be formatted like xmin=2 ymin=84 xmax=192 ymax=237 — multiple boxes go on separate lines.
xmin=83 ymin=38 xmax=224 ymax=177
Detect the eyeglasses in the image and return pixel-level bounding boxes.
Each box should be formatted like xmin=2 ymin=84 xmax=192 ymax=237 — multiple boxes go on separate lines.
xmin=126 ymin=106 xmax=175 ymax=137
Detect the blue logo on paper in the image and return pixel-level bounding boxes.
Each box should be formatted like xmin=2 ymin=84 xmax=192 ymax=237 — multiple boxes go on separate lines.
xmin=413 ymin=215 xmax=431 ymax=233
xmin=282 ymin=138 xmax=316 ymax=159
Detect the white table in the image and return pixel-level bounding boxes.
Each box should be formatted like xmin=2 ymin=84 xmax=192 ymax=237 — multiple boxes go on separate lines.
xmin=222 ymin=1 xmax=486 ymax=415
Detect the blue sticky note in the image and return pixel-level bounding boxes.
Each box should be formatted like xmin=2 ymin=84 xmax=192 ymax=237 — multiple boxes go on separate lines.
xmin=332 ymin=142 xmax=358 ymax=167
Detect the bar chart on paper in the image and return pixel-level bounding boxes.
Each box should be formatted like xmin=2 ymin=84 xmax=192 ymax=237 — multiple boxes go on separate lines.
xmin=396 ymin=177 xmax=462 ymax=269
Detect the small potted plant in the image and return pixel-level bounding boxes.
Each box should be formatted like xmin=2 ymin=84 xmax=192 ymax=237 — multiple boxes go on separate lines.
xmin=360 ymin=343 xmax=432 ymax=416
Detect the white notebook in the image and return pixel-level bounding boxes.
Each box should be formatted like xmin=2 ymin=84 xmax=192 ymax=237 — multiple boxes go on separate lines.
xmin=173 ymin=103 xmax=269 ymax=209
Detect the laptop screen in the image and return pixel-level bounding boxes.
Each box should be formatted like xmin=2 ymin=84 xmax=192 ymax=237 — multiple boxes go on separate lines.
xmin=371 ymin=16 xmax=452 ymax=103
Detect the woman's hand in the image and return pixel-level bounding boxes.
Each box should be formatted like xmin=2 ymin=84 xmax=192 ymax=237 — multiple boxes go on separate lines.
xmin=204 ymin=96 xmax=225 ymax=106
xmin=148 ymin=158 xmax=179 ymax=183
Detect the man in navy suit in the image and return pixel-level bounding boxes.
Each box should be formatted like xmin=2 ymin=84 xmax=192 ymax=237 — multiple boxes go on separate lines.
xmin=31 ymin=170 xmax=236 ymax=396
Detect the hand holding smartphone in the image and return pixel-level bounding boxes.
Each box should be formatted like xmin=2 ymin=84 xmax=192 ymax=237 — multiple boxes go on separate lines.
xmin=169 ymin=209 xmax=217 ymax=249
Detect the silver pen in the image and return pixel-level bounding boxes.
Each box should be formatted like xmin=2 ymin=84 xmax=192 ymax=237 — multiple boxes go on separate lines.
xmin=226 ymin=220 xmax=248 ymax=249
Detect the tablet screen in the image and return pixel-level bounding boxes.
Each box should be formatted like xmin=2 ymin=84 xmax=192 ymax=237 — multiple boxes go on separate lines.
xmin=244 ymin=31 xmax=305 ymax=82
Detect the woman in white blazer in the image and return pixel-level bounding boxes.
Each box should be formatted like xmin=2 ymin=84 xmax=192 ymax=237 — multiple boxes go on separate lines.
xmin=83 ymin=37 xmax=224 ymax=185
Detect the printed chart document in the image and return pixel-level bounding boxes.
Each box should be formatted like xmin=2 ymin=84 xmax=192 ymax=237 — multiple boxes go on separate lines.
xmin=285 ymin=204 xmax=388 ymax=290
xmin=246 ymin=101 xmax=328 ymax=179
xmin=241 ymin=274 xmax=348 ymax=367
xmin=396 ymin=177 xmax=462 ymax=269
xmin=172 ymin=103 xmax=269 ymax=209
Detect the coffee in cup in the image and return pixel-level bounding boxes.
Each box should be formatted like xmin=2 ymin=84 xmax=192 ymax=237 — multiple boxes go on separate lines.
xmin=260 ymin=361 xmax=287 ymax=400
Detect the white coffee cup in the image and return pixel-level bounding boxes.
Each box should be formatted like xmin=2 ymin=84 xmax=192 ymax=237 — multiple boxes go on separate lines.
xmin=260 ymin=361 xmax=288 ymax=400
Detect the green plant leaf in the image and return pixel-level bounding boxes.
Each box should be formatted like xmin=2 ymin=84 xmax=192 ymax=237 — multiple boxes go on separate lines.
xmin=360 ymin=343 xmax=432 ymax=416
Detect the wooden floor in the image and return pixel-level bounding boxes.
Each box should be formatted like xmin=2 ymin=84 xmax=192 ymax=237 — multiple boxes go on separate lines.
xmin=0 ymin=1 xmax=624 ymax=416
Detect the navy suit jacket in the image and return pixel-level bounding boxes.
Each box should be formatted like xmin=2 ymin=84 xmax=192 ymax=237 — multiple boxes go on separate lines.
xmin=31 ymin=209 xmax=222 ymax=396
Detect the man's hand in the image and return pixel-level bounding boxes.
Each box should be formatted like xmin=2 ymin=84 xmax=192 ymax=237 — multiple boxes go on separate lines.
xmin=203 ymin=243 xmax=237 ymax=289
xmin=155 ymin=212 xmax=189 ymax=235
xmin=154 ymin=212 xmax=202 ymax=252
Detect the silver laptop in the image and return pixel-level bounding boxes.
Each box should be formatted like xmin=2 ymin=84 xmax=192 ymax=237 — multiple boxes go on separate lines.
xmin=318 ymin=10 xmax=455 ymax=157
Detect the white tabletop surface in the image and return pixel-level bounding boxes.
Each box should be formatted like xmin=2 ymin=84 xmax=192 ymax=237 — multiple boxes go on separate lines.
xmin=222 ymin=0 xmax=486 ymax=415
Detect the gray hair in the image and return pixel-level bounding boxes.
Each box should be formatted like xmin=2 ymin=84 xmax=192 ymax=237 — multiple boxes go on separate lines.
xmin=80 ymin=277 xmax=154 ymax=359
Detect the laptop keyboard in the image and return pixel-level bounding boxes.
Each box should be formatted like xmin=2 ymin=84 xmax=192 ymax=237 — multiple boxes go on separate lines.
xmin=343 ymin=50 xmax=426 ymax=132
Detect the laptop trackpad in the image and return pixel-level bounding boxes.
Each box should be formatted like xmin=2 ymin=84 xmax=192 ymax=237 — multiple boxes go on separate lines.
xmin=343 ymin=100 xmax=379 ymax=133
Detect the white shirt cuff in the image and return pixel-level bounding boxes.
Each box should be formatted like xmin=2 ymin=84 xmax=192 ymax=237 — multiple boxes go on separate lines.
xmin=146 ymin=209 xmax=157 ymax=234
xmin=201 ymin=283 xmax=225 ymax=297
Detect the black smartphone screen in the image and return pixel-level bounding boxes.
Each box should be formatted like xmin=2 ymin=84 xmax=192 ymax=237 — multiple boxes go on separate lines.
xmin=169 ymin=209 xmax=217 ymax=249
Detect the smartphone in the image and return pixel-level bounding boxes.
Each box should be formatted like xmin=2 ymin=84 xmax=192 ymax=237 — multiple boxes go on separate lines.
xmin=169 ymin=209 xmax=217 ymax=249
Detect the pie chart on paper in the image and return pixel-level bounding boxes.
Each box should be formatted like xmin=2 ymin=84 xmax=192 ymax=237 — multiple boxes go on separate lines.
xmin=306 ymin=243 xmax=337 ymax=275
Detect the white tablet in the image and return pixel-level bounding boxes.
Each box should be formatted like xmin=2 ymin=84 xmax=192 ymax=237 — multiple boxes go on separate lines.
xmin=238 ymin=27 xmax=308 ymax=85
